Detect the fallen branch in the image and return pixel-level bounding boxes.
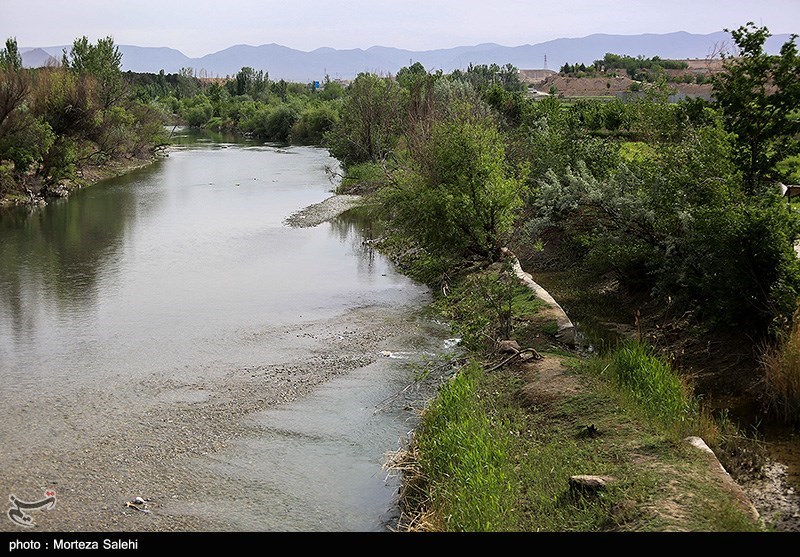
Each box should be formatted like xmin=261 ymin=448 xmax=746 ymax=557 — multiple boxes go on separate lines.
xmin=484 ymin=347 xmax=542 ymax=373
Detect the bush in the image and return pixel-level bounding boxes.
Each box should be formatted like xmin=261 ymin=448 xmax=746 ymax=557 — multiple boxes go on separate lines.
xmin=337 ymin=161 xmax=387 ymax=194
xmin=261 ymin=105 xmax=298 ymax=143
xmin=594 ymin=341 xmax=695 ymax=428
xmin=290 ymin=103 xmax=339 ymax=145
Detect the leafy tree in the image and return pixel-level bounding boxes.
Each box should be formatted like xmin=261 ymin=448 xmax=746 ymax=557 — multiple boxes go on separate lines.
xmin=226 ymin=67 xmax=269 ymax=100
xmin=319 ymin=77 xmax=344 ymax=101
xmin=262 ymin=105 xmax=298 ymax=143
xmin=381 ymin=116 xmax=524 ymax=259
xmin=62 ymin=36 xmax=125 ymax=108
xmin=0 ymin=37 xmax=22 ymax=70
xmin=712 ymin=23 xmax=800 ymax=193
xmin=324 ymin=73 xmax=402 ymax=166
xmin=291 ymin=103 xmax=339 ymax=145
xmin=396 ymin=62 xmax=428 ymax=89
xmin=451 ymin=63 xmax=525 ymax=92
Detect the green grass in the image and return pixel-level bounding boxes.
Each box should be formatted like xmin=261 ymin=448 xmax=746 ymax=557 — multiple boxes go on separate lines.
xmin=589 ymin=341 xmax=695 ymax=430
xmin=336 ymin=161 xmax=387 ymax=194
xmin=540 ymin=319 xmax=560 ymax=336
xmin=411 ymin=361 xmax=517 ymax=531
xmin=396 ymin=347 xmax=761 ymax=531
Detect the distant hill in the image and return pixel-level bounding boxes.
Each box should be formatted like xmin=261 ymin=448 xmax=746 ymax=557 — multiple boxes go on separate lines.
xmin=21 ymin=31 xmax=795 ymax=82
xmin=20 ymin=48 xmax=59 ymax=68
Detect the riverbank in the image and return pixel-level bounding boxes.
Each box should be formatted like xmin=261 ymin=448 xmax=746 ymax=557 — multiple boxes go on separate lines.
xmin=0 ymin=306 xmax=440 ymax=532
xmin=517 ymin=257 xmax=800 ymax=531
xmin=378 ymin=250 xmax=764 ymax=531
xmin=0 ymin=140 xmax=447 ymax=532
xmin=0 ymin=154 xmax=163 ymax=209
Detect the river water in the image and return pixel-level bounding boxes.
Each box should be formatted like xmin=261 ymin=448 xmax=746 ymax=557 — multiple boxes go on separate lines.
xmin=0 ymin=129 xmax=452 ymax=532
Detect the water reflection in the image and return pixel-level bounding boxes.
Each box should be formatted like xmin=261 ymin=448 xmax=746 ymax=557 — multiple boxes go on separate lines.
xmin=0 ymin=131 xmax=448 ymax=531
xmin=329 ymin=206 xmax=385 ymax=275
xmin=0 ymin=173 xmax=144 ymax=344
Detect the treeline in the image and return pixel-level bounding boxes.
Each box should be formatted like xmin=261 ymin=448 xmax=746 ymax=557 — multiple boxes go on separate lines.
xmin=129 ymin=61 xmax=525 ymax=146
xmin=560 ymin=52 xmax=708 ymax=83
xmin=324 ymin=23 xmax=800 ymax=341
xmin=0 ymin=36 xmax=168 ymax=201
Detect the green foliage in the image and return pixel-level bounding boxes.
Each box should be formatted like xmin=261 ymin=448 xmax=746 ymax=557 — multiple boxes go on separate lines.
xmin=337 ymin=161 xmax=387 ymax=194
xmin=675 ymin=195 xmax=800 ymax=328
xmin=435 ymin=265 xmax=519 ymax=351
xmin=713 ymin=23 xmax=800 ymax=193
xmin=261 ymin=104 xmax=298 ymax=143
xmin=41 ymin=137 xmax=78 ymax=182
xmin=290 ymin=103 xmax=339 ymax=145
xmin=324 ymin=73 xmax=402 ymax=166
xmin=450 ymin=63 xmax=525 ymax=93
xmin=530 ymin=113 xmax=800 ymax=332
xmin=318 ymin=77 xmax=344 ymax=101
xmin=0 ymin=37 xmax=22 ymax=71
xmin=62 ymin=36 xmax=125 ymax=108
xmin=180 ymin=94 xmax=214 ymax=127
xmin=226 ymin=66 xmax=269 ymax=100
xmin=594 ymin=53 xmax=688 ymax=80
xmin=396 ymin=62 xmax=428 ymax=89
xmin=0 ymin=116 xmax=54 ymax=173
xmin=380 ymin=117 xmax=524 ymax=259
xmin=412 ymin=361 xmax=517 ymax=531
xmin=0 ymin=36 xmax=170 ymax=199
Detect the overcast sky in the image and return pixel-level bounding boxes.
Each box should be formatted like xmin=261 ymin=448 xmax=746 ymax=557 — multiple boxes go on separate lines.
xmin=3 ymin=0 xmax=798 ymax=57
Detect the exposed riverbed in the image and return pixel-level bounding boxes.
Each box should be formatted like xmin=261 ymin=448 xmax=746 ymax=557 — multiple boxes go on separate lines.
xmin=0 ymin=129 xmax=453 ymax=532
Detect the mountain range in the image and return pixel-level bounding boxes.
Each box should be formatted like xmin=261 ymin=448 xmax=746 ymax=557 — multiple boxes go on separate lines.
xmin=20 ymin=31 xmax=795 ymax=82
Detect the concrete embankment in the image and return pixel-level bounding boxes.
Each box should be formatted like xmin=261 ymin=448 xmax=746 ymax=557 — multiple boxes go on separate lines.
xmin=501 ymin=247 xmax=576 ymax=346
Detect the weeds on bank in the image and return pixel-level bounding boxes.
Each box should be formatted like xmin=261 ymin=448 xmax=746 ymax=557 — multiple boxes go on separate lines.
xmin=761 ymin=303 xmax=800 ymax=424
xmin=433 ymin=263 xmax=545 ymax=352
xmin=394 ymin=360 xmax=660 ymax=531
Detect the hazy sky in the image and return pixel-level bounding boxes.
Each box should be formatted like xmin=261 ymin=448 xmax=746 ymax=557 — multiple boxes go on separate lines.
xmin=3 ymin=0 xmax=799 ymax=56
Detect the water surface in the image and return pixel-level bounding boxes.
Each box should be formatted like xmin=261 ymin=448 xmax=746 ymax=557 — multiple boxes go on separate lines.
xmin=0 ymin=129 xmax=450 ymax=531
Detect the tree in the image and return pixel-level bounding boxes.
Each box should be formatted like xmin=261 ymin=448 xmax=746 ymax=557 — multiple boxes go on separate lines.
xmin=712 ymin=23 xmax=800 ymax=194
xmin=62 ymin=36 xmax=126 ymax=108
xmin=0 ymin=40 xmax=28 ymax=130
xmin=396 ymin=62 xmax=427 ymax=89
xmin=381 ymin=117 xmax=524 ymax=259
xmin=226 ymin=67 xmax=269 ymax=100
xmin=0 ymin=37 xmax=22 ymax=70
xmin=324 ymin=73 xmax=402 ymax=166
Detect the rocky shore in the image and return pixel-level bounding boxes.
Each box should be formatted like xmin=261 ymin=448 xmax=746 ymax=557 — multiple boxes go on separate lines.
xmin=284 ymin=194 xmax=363 ymax=228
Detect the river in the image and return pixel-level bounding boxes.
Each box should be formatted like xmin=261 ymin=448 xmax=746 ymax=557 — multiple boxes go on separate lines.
xmin=0 ymin=129 xmax=453 ymax=532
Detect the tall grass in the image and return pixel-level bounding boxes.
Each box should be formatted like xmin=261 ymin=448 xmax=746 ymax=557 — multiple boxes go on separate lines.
xmin=761 ymin=305 xmax=800 ymax=424
xmin=409 ymin=361 xmax=517 ymax=531
xmin=591 ymin=341 xmax=699 ymax=433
